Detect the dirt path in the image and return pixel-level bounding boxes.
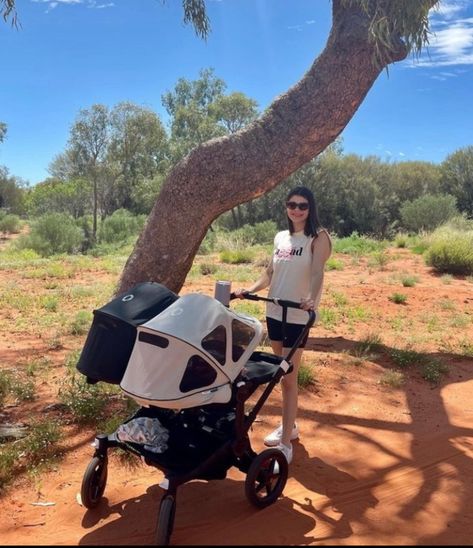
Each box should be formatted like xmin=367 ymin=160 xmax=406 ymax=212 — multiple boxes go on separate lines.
xmin=1 ymin=246 xmax=473 ymax=545
xmin=1 ymin=349 xmax=473 ymax=545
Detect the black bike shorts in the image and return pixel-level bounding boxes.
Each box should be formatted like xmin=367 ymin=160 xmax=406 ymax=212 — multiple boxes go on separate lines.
xmin=266 ymin=317 xmax=309 ymax=348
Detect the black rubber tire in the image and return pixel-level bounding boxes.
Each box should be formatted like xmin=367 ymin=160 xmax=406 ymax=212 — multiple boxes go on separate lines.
xmin=245 ymin=448 xmax=288 ymax=508
xmin=155 ymin=495 xmax=176 ymax=546
xmin=80 ymin=456 xmax=108 ymax=509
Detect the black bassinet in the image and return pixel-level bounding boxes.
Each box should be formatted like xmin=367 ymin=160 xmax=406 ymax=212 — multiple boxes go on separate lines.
xmin=76 ymin=282 xmax=178 ymax=384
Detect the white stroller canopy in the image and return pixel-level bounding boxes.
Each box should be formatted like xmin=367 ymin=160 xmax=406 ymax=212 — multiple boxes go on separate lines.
xmin=120 ymin=293 xmax=263 ymax=409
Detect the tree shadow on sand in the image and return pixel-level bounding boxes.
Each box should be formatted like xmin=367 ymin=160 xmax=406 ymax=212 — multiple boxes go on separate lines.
xmin=78 ymin=475 xmax=318 ymax=546
xmin=287 ymin=334 xmax=473 ymax=545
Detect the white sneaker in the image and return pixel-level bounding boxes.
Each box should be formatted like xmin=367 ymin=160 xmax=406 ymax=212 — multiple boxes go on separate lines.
xmin=273 ymin=442 xmax=293 ymax=474
xmin=159 ymin=477 xmax=169 ymax=490
xmin=264 ymin=423 xmax=299 ymax=447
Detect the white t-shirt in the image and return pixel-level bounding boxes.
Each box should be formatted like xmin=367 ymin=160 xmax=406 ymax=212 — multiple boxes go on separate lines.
xmin=266 ymin=230 xmax=320 ymax=325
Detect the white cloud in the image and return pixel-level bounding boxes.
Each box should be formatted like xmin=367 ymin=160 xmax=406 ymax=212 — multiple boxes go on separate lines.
xmin=407 ymin=1 xmax=473 ymax=70
xmin=31 ymin=0 xmax=114 ymax=10
xmin=288 ymin=24 xmax=303 ymax=32
xmin=432 ymin=0 xmax=470 ymax=19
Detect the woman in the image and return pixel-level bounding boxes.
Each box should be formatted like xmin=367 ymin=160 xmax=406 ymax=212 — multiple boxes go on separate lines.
xmin=234 ymin=186 xmax=332 ymax=464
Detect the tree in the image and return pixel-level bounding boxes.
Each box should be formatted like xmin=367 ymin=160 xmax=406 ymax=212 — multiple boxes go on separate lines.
xmin=441 ymin=146 xmax=473 ymax=217
xmin=68 ymin=104 xmax=110 ymax=241
xmin=107 ymin=102 xmax=168 ymax=213
xmin=2 ymin=1 xmax=440 ymax=292
xmin=117 ymin=0 xmax=440 ymax=293
xmin=0 ymin=166 xmax=26 ymax=214
xmin=0 ymin=122 xmax=6 ymax=143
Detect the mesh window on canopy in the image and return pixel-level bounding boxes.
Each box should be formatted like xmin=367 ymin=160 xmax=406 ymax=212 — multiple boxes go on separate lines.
xmin=201 ymin=325 xmax=227 ymax=365
xmin=232 ymin=319 xmax=255 ymax=361
xmin=179 ymin=355 xmax=218 ymax=393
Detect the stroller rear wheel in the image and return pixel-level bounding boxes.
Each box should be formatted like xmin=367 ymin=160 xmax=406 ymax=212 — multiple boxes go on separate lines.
xmin=245 ymin=448 xmax=288 ymax=508
xmin=155 ymin=494 xmax=176 ymax=546
xmin=81 ymin=456 xmax=108 ymax=509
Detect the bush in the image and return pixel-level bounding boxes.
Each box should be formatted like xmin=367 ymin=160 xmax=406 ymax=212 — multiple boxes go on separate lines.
xmin=0 ymin=214 xmax=21 ymax=234
xmin=98 ymin=209 xmax=146 ymax=244
xmin=16 ymin=213 xmax=84 ymax=256
xmin=400 ymin=194 xmax=458 ymax=233
xmin=425 ymin=227 xmax=473 ymax=275
xmin=333 ymin=232 xmax=386 ymax=255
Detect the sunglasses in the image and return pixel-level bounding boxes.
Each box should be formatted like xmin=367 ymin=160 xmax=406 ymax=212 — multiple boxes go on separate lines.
xmin=286 ymin=201 xmax=309 ymax=211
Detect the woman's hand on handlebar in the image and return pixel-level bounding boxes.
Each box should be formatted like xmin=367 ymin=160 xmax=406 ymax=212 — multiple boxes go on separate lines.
xmin=233 ymin=288 xmax=250 ymax=299
xmin=300 ymin=298 xmax=315 ymax=311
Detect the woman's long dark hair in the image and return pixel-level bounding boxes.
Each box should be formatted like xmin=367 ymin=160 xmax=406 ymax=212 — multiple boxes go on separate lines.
xmin=286 ymin=186 xmax=322 ymax=237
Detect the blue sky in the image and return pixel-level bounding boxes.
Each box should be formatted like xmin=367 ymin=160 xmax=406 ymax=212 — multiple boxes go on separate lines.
xmin=1 ymin=0 xmax=473 ymax=185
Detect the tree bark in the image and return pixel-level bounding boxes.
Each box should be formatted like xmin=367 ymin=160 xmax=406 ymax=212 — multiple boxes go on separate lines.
xmin=118 ymin=3 xmax=407 ymax=294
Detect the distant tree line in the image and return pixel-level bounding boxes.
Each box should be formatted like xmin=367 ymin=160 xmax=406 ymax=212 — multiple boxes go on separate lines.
xmin=1 ymin=68 xmax=472 ymax=242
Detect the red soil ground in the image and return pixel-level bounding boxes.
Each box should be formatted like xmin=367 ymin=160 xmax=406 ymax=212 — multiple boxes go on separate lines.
xmin=1 ymin=246 xmax=472 ymax=545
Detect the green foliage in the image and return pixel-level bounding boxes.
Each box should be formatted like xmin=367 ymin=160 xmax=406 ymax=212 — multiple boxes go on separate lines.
xmin=400 ymin=194 xmax=458 ymax=233
xmin=297 ymin=363 xmax=316 ymax=388
xmin=333 ymin=232 xmax=386 ymax=255
xmin=389 ymin=347 xmax=424 ymax=368
xmin=58 ymin=371 xmax=108 ymax=425
xmin=379 ymin=370 xmax=405 ymax=388
xmin=441 ymin=146 xmax=473 ymax=217
xmin=220 ymin=249 xmax=254 ymax=264
xmin=421 ymin=359 xmax=448 ymax=385
xmin=389 ymin=292 xmax=408 ymax=304
xmin=233 ymin=221 xmax=277 ymax=246
xmin=26 ymin=178 xmax=91 ymax=218
xmin=326 ymin=257 xmax=344 ymax=270
xmin=0 ymin=419 xmax=62 ymax=491
xmin=355 ymin=332 xmax=383 ymax=356
xmin=400 ymin=274 xmax=418 ymax=287
xmin=343 ymin=1 xmax=440 ymax=66
xmin=98 ymin=209 xmax=146 ymax=244
xmin=425 ymin=225 xmax=473 ymax=275
xmin=69 ymin=310 xmax=92 ymax=335
xmin=0 ymin=166 xmax=27 ymax=215
xmin=0 ymin=370 xmax=11 ymax=407
xmin=0 ymin=213 xmax=21 ymax=234
xmin=16 ymin=213 xmax=84 ymax=257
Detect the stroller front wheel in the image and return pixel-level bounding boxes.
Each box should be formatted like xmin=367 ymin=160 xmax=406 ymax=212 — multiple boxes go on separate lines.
xmin=245 ymin=448 xmax=288 ymax=508
xmin=81 ymin=456 xmax=108 ymax=509
xmin=155 ymin=494 xmax=176 ymax=545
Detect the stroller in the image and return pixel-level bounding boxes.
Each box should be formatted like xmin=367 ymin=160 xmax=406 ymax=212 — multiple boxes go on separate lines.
xmin=77 ymin=282 xmax=315 ymax=545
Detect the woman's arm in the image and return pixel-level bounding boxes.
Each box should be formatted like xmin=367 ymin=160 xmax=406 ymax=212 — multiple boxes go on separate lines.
xmin=234 ymin=260 xmax=273 ymax=296
xmin=302 ymin=230 xmax=332 ymax=310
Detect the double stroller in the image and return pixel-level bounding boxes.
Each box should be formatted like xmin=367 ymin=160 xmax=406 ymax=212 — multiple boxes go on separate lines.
xmin=76 ymin=281 xmax=315 ymax=545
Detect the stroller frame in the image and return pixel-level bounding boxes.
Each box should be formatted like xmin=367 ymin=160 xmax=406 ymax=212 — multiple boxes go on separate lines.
xmin=80 ymin=293 xmax=315 ymax=545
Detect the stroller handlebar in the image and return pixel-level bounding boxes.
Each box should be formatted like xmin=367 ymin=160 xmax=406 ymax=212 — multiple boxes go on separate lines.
xmin=230 ymin=291 xmax=316 ymax=326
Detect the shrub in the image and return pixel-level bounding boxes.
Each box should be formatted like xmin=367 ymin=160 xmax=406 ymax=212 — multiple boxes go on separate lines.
xmin=389 ymin=292 xmax=407 ymax=304
xmin=0 ymin=214 xmax=21 ymax=234
xmin=98 ymin=209 xmax=146 ymax=244
xmin=425 ymin=227 xmax=473 ymax=275
xmin=16 ymin=213 xmax=84 ymax=256
xmin=220 ymin=249 xmax=254 ymax=264
xmin=58 ymin=372 xmax=108 ymax=424
xmin=333 ymin=232 xmax=386 ymax=255
xmin=400 ymin=194 xmax=458 ymax=233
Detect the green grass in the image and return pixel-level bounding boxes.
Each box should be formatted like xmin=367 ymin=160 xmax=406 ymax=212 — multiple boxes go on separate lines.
xmin=389 ymin=292 xmax=408 ymax=304
xmin=298 ymin=363 xmax=316 ymax=388
xmin=379 ymin=370 xmax=405 ymax=388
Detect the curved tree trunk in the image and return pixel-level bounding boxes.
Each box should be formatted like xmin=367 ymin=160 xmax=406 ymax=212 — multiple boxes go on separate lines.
xmin=118 ymin=2 xmax=407 ymax=294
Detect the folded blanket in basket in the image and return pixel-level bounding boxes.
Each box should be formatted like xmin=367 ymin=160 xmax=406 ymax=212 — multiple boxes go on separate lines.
xmin=116 ymin=417 xmax=169 ymax=453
